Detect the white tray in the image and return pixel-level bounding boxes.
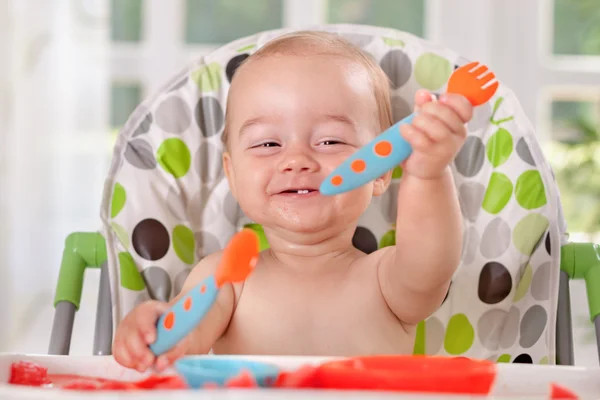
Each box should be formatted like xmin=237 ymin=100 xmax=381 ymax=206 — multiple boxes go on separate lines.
xmin=0 ymin=354 xmax=599 ymax=399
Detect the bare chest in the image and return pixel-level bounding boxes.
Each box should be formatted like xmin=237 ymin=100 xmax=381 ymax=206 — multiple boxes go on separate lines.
xmin=213 ymin=267 xmax=413 ymax=356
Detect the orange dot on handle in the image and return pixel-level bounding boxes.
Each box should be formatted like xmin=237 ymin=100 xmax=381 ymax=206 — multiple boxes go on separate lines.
xmin=351 ymin=159 xmax=366 ymax=173
xmin=164 ymin=312 xmax=175 ymax=330
xmin=183 ymin=297 xmax=192 ymax=311
xmin=331 ymin=175 xmax=343 ymax=186
xmin=201 ymin=285 xmax=206 ymax=294
xmin=374 ymin=140 xmax=392 ymax=157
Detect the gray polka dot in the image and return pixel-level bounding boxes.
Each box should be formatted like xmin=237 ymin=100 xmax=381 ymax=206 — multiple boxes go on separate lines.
xmin=224 ymin=191 xmax=242 ymax=226
xmin=478 ymin=308 xmax=507 ymax=350
xmin=187 ymin=189 xmax=214 ymax=227
xmin=195 ymin=141 xmax=224 ymax=184
xmin=516 ymin=137 xmax=536 ymax=166
xmin=462 ymin=226 xmax=479 ymax=265
xmin=342 ymin=33 xmax=374 ymax=48
xmin=480 ymin=217 xmax=511 ymax=258
xmin=468 ymin=101 xmax=492 ymax=132
xmin=500 ymin=306 xmax=520 ymax=349
xmin=195 ymin=230 xmax=222 ymax=259
xmin=519 ymin=305 xmax=547 ymax=348
xmin=174 ymin=268 xmax=191 ymax=296
xmin=380 ymin=50 xmax=412 ymax=89
xmin=425 ymin=317 xmax=444 ymax=355
xmin=154 ymin=96 xmax=192 ymax=134
xmin=391 ymin=95 xmax=412 ymax=123
xmin=124 ymin=139 xmax=157 ymax=169
xmin=196 ymin=96 xmax=224 ymax=137
xmin=454 ymin=136 xmax=485 ymax=177
xmin=531 ymin=261 xmax=551 ymax=301
xmin=458 ymin=182 xmax=485 ymax=222
xmin=167 ymin=185 xmax=188 ymax=221
xmin=142 ymin=266 xmax=172 ymax=302
xmin=132 ymin=112 xmax=153 ymax=137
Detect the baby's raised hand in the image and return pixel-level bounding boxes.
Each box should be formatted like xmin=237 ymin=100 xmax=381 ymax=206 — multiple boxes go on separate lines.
xmin=400 ymin=90 xmax=473 ymax=180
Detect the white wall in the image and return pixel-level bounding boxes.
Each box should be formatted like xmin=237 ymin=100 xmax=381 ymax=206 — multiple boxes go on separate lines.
xmin=0 ymin=0 xmax=110 ymax=351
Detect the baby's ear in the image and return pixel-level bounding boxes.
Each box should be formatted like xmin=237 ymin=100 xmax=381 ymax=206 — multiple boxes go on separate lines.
xmin=222 ymin=152 xmax=237 ymax=199
xmin=373 ymin=169 xmax=392 ymax=197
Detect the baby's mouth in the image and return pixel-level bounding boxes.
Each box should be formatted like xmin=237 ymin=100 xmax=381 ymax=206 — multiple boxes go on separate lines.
xmin=277 ymin=188 xmax=319 ymax=196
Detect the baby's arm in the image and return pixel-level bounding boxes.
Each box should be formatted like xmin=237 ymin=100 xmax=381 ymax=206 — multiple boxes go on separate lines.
xmin=377 ymin=91 xmax=472 ymax=326
xmin=172 ymin=251 xmax=235 ymax=356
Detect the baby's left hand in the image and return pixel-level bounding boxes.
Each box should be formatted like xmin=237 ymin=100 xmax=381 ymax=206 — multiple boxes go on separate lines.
xmin=400 ymin=90 xmax=473 ymax=180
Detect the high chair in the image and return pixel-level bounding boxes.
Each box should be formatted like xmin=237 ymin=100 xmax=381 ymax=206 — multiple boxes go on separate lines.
xmin=47 ymin=24 xmax=600 ymax=366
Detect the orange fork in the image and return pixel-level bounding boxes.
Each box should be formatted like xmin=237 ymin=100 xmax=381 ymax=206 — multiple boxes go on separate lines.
xmin=447 ymin=61 xmax=499 ymax=107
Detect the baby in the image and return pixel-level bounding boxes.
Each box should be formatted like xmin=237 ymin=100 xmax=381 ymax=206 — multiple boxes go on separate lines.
xmin=113 ymin=31 xmax=473 ymax=372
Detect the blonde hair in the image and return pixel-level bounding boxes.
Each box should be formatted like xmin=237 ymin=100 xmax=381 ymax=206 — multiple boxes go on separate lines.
xmin=222 ymin=31 xmax=393 ymax=148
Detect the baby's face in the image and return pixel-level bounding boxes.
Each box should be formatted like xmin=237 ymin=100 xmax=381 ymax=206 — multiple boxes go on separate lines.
xmin=223 ymin=54 xmax=389 ymax=235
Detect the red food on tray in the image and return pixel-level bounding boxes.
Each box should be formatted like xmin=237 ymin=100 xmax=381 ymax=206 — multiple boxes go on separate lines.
xmin=550 ymin=383 xmax=579 ymax=399
xmin=9 ymin=361 xmax=50 ymax=386
xmin=8 ymin=361 xmax=187 ymax=391
xmin=275 ymin=355 xmax=497 ymax=395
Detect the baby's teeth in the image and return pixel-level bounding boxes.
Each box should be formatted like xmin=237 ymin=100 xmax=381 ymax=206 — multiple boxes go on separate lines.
xmin=297 ymin=190 xmax=309 ymax=194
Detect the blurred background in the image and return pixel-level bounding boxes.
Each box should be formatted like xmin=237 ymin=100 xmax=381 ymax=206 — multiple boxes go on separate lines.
xmin=0 ymin=0 xmax=598 ymax=365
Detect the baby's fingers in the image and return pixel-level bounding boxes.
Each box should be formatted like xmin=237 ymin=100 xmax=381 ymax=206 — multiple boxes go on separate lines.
xmin=400 ymin=123 xmax=433 ymax=152
xmin=112 ymin=337 xmax=135 ymax=369
xmin=155 ymin=343 xmax=187 ymax=372
xmin=125 ymin=330 xmax=155 ymax=372
xmin=137 ymin=301 xmax=169 ymax=344
xmin=439 ymin=93 xmax=473 ymax=124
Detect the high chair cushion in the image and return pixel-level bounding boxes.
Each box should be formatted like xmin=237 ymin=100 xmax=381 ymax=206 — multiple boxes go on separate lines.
xmin=100 ymin=24 xmax=564 ymax=364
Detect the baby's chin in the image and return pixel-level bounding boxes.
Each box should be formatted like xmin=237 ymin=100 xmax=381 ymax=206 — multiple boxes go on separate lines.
xmin=253 ymin=206 xmax=341 ymax=235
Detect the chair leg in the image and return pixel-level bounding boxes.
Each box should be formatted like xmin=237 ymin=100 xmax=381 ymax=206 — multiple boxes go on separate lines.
xmin=556 ymin=270 xmax=574 ymax=365
xmin=48 ymin=301 xmax=76 ymax=355
xmin=594 ymin=315 xmax=600 ymax=365
xmin=93 ymin=262 xmax=113 ymax=356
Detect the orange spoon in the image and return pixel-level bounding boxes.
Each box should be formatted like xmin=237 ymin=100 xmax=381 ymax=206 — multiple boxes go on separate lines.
xmin=150 ymin=229 xmax=259 ymax=355
xmin=319 ymin=61 xmax=499 ymax=196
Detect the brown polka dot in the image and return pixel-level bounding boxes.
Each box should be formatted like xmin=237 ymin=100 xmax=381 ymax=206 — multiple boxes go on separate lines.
xmin=478 ymin=262 xmax=513 ymax=304
xmin=352 ymin=226 xmax=378 ymax=254
xmin=331 ymin=176 xmax=343 ymax=186
xmin=164 ymin=312 xmax=175 ymax=330
xmin=374 ymin=140 xmax=392 ymax=157
xmin=184 ymin=297 xmax=192 ymax=311
xmin=351 ymin=159 xmax=366 ymax=173
xmin=132 ymin=219 xmax=170 ymax=261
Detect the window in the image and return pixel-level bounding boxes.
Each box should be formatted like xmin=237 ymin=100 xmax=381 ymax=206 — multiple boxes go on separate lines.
xmin=110 ymin=0 xmax=143 ymax=42
xmin=110 ymin=82 xmax=142 ymax=129
xmin=327 ymin=0 xmax=425 ymax=37
xmin=553 ymin=0 xmax=600 ymax=56
xmin=184 ymin=0 xmax=283 ymax=44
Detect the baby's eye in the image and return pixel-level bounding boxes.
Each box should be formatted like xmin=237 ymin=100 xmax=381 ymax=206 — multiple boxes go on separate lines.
xmin=319 ymin=140 xmax=343 ymax=146
xmin=253 ymin=141 xmax=280 ymax=148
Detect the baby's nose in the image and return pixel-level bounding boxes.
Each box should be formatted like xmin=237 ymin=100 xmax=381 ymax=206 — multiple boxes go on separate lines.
xmin=279 ymin=152 xmax=320 ymax=173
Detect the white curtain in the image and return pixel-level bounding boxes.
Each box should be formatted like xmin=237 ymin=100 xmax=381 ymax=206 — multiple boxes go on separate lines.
xmin=0 ymin=0 xmax=110 ymax=353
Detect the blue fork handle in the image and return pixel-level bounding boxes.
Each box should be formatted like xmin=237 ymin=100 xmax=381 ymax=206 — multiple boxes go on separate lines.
xmin=320 ymin=113 xmax=415 ymax=196
xmin=150 ymin=275 xmax=219 ymax=356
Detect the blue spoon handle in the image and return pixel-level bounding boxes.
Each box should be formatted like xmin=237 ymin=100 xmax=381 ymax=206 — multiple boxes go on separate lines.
xmin=150 ymin=275 xmax=219 ymax=356
xmin=320 ymin=113 xmax=415 ymax=196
